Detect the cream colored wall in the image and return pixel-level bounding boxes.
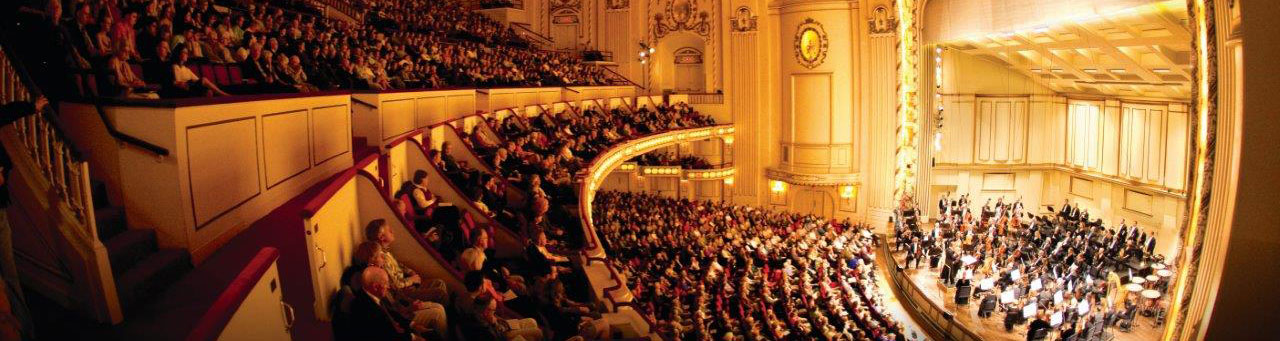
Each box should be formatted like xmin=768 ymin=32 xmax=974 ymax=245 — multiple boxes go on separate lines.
xmin=67 ymin=96 xmax=355 ymax=263
xmin=304 ymin=173 xmax=467 ymax=321
xmin=926 ymin=50 xmax=1189 ymax=258
xmin=216 ymin=262 xmax=290 ymax=341
xmin=351 ymin=90 xmax=477 ymax=149
xmin=302 ymin=178 xmax=361 ymax=318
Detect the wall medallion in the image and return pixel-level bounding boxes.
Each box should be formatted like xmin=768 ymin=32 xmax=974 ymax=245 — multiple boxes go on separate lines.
xmin=653 ymin=0 xmax=712 ymax=38
xmin=794 ymin=19 xmax=828 ymax=68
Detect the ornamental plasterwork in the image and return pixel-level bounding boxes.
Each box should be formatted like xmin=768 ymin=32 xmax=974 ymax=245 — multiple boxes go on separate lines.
xmin=868 ymin=5 xmax=897 ymax=36
xmin=606 ymin=0 xmax=629 ymax=11
xmin=550 ymin=0 xmax=580 ymax=11
xmin=653 ymin=0 xmax=712 ymax=38
xmin=794 ymin=18 xmax=829 ymax=69
xmin=766 ymin=168 xmax=860 ymax=186
xmin=730 ymin=6 xmax=758 ymax=32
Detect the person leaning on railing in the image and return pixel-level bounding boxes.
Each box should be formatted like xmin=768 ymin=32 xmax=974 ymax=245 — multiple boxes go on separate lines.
xmin=0 ymin=96 xmax=49 ymax=341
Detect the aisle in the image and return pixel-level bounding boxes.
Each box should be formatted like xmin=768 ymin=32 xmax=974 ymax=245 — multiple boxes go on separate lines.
xmin=872 ymin=242 xmax=932 ymax=341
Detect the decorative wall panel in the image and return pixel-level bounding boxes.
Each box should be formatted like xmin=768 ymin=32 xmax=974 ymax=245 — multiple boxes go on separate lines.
xmin=788 ymin=73 xmax=832 ymax=145
xmin=312 ymin=105 xmax=350 ymax=165
xmin=381 ymin=99 xmax=415 ymax=141
xmin=187 ymin=118 xmax=260 ymax=227
xmin=974 ymin=97 xmax=1028 ymax=163
xmin=1069 ymin=176 xmax=1093 ymax=199
xmin=1067 ymin=100 xmax=1104 ymax=170
xmin=1124 ymin=189 xmax=1154 ymax=216
xmin=982 ymin=173 xmax=1015 ymax=191
xmin=262 ymin=110 xmax=311 ymax=188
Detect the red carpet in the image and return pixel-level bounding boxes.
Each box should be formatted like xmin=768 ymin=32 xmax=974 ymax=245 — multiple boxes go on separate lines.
xmin=99 ymin=171 xmax=346 ymax=340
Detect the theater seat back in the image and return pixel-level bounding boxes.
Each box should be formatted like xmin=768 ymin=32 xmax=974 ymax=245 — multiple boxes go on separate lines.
xmin=212 ymin=65 xmax=231 ymax=86
xmin=228 ymin=65 xmax=244 ymax=84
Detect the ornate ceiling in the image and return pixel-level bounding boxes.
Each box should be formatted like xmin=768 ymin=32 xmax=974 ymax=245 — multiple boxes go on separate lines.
xmin=945 ymin=1 xmax=1192 ymax=98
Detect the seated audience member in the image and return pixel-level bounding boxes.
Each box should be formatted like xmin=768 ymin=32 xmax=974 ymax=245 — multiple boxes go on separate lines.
xmin=593 ymin=191 xmax=902 ymax=340
xmin=356 ymin=244 xmax=447 ymax=340
xmin=105 ymin=44 xmax=156 ymax=99
xmin=366 ymin=219 xmax=447 ymax=304
xmin=164 ymin=44 xmax=229 ymax=97
xmin=473 ymin=294 xmax=544 ymax=341
xmin=350 ymin=266 xmax=424 ymax=341
xmin=396 ymin=170 xmax=437 ymax=232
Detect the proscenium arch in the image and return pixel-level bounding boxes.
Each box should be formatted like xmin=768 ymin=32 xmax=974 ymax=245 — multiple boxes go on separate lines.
xmin=897 ymin=1 xmax=1220 ymax=340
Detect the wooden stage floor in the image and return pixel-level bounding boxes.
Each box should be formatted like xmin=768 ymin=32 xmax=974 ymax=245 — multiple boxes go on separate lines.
xmin=889 ymin=252 xmax=1164 ymax=341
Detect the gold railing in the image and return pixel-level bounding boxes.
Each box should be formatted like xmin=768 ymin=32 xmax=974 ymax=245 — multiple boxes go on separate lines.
xmin=686 ymin=93 xmax=724 ymax=104
xmin=880 ymin=234 xmax=983 ymax=341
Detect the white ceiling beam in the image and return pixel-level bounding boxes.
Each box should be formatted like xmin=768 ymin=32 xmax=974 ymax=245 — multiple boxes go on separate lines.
xmin=1009 ymin=33 xmax=1096 ymax=83
xmin=1066 ymin=22 xmax=1164 ymax=83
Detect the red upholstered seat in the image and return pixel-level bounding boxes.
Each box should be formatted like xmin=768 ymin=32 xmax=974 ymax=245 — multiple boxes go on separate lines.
xmin=397 ymin=194 xmax=415 ymax=221
xmin=227 ymin=65 xmax=244 ymax=84
xmin=212 ymin=65 xmax=231 ymax=86
xmin=199 ymin=65 xmax=216 ymax=82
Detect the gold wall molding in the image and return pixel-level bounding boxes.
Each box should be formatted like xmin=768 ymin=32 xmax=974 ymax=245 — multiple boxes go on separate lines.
xmin=765 ymin=167 xmax=860 ymax=186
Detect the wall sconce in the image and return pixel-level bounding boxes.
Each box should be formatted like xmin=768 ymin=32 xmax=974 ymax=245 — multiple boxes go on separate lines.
xmin=770 ymin=180 xmax=787 ymax=193
xmin=840 ymin=185 xmax=857 ymax=199
xmin=722 ymin=136 xmax=734 ymax=145
xmin=723 ymin=177 xmax=734 ymax=185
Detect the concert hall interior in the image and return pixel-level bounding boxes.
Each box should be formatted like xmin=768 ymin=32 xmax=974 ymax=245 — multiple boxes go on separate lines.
xmin=0 ymin=0 xmax=1273 ymax=340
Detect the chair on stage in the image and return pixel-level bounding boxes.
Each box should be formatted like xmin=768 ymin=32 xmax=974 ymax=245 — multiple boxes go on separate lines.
xmin=978 ymin=295 xmax=997 ymax=318
xmin=955 ymin=283 xmax=972 ymax=305
xmin=1029 ymin=327 xmax=1050 ymax=341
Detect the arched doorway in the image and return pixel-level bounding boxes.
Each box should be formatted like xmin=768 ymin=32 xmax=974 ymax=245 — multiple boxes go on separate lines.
xmin=673 ymin=47 xmax=704 ymax=92
xmin=550 ymin=9 xmax=580 ymax=50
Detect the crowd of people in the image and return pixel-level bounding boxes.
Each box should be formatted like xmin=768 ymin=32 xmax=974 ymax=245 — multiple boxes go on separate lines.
xmin=634 ymin=151 xmax=717 ymax=170
xmin=594 ymin=191 xmax=907 ymax=341
xmin=9 ymin=0 xmax=620 ymax=100
xmin=475 ymin=103 xmax=716 ymax=250
xmin=336 ymin=103 xmax=718 ymax=340
xmin=892 ymin=194 xmax=1168 ymax=340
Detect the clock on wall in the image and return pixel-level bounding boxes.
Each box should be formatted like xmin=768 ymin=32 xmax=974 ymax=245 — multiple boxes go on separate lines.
xmin=794 ymin=18 xmax=828 ymax=69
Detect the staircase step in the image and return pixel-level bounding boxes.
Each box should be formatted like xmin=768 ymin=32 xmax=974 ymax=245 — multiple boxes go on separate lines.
xmin=104 ymin=229 xmax=158 ymax=275
xmin=90 ymin=180 xmax=111 ymax=209
xmin=94 ymin=206 xmax=127 ymax=240
xmin=116 ymin=249 xmax=192 ymax=312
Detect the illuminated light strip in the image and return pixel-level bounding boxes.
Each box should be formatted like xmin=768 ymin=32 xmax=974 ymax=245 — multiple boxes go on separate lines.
xmin=1163 ymin=0 xmax=1212 ymax=340
xmin=895 ymin=0 xmax=920 ymax=201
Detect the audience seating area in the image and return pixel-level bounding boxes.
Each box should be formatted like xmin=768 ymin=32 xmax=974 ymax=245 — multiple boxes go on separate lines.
xmin=594 ymin=191 xmax=907 ymax=340
xmin=0 ymin=1 xmax=903 ymax=340
xmin=8 ymin=0 xmax=626 ymax=102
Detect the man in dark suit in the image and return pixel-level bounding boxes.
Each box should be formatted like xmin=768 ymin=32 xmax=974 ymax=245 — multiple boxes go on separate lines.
xmin=1027 ymin=312 xmax=1052 ymax=341
xmin=349 ymin=266 xmax=423 ymax=341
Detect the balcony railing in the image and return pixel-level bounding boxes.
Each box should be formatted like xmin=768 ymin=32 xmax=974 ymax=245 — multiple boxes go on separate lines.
xmin=1 ymin=42 xmax=94 ymax=230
